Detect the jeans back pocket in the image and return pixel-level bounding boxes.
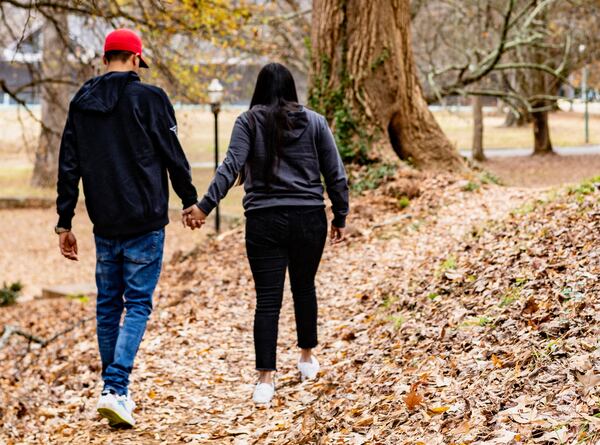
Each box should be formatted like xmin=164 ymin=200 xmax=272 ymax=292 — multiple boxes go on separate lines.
xmin=123 ymin=229 xmax=165 ymax=264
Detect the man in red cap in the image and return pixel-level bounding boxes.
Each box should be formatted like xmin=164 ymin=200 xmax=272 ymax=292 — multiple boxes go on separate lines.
xmin=55 ymin=28 xmax=205 ymax=428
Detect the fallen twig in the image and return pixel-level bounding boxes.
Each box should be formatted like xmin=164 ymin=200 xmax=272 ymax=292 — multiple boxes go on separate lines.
xmin=0 ymin=316 xmax=94 ymax=350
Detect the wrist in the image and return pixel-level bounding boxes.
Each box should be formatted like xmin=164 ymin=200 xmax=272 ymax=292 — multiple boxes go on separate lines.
xmin=197 ymin=199 xmax=214 ymax=216
xmin=332 ymin=216 xmax=346 ymax=228
xmin=55 ymin=226 xmax=71 ymax=235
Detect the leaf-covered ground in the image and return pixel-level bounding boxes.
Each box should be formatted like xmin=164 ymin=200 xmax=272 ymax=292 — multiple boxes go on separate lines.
xmin=1 ymin=169 xmax=598 ymax=444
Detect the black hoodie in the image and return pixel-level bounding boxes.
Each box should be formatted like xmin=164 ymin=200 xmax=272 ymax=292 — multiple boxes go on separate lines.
xmin=56 ymin=71 xmax=197 ymax=238
xmin=197 ymin=105 xmax=349 ymax=227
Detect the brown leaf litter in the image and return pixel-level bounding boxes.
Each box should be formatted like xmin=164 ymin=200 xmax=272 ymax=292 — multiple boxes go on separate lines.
xmin=2 ymin=169 xmax=597 ymax=444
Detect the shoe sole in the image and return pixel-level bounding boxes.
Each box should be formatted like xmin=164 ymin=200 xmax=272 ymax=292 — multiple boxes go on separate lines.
xmin=253 ymin=401 xmax=272 ymax=408
xmin=299 ymin=370 xmax=319 ymax=381
xmin=97 ymin=407 xmax=135 ymax=428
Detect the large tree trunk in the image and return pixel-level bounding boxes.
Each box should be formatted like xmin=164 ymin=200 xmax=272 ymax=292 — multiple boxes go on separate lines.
xmin=529 ymin=0 xmax=554 ymax=156
xmin=31 ymin=16 xmax=71 ymax=188
xmin=472 ymin=95 xmax=485 ymax=162
xmin=310 ymin=0 xmax=465 ymax=171
xmin=532 ymin=110 xmax=553 ymax=155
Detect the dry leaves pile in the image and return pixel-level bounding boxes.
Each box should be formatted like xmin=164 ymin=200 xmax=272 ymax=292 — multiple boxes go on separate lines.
xmin=388 ymin=181 xmax=600 ymax=444
xmin=0 ymin=169 xmax=597 ymax=444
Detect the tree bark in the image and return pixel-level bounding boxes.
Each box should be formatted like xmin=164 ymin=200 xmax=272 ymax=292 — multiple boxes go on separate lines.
xmin=529 ymin=0 xmax=554 ymax=156
xmin=532 ymin=110 xmax=553 ymax=155
xmin=31 ymin=16 xmax=71 ymax=188
xmin=310 ymin=0 xmax=465 ymax=171
xmin=472 ymin=95 xmax=485 ymax=162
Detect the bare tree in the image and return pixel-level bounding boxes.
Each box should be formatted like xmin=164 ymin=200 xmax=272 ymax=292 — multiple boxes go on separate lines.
xmin=0 ymin=0 xmax=258 ymax=187
xmin=413 ymin=0 xmax=600 ymax=156
xmin=30 ymin=15 xmax=71 ymax=187
xmin=472 ymin=95 xmax=485 ymax=161
xmin=310 ymin=0 xmax=559 ymax=169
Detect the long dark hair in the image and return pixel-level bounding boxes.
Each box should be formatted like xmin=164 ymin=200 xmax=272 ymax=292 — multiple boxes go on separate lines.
xmin=246 ymin=63 xmax=299 ymax=186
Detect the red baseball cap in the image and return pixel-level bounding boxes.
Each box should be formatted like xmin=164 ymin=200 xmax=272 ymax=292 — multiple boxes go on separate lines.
xmin=104 ymin=28 xmax=149 ymax=68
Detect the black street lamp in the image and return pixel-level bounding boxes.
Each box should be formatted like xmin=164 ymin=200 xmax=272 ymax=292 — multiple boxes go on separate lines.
xmin=208 ymin=78 xmax=224 ymax=233
xmin=579 ymin=44 xmax=589 ymax=144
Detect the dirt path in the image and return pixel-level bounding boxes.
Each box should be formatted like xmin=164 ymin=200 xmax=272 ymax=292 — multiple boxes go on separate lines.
xmin=481 ymin=154 xmax=600 ymax=188
xmin=0 ymin=180 xmax=537 ymax=444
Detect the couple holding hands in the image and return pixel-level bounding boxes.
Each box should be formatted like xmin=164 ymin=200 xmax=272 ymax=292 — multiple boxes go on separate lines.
xmin=55 ymin=29 xmax=349 ymax=428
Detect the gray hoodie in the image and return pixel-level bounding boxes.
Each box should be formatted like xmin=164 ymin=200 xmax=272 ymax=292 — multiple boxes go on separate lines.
xmin=197 ymin=105 xmax=349 ymax=227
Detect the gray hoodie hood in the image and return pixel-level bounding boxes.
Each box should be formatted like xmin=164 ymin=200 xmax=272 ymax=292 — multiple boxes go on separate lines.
xmin=249 ymin=104 xmax=310 ymax=142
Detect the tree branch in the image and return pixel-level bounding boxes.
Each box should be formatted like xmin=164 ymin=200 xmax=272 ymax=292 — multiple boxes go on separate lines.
xmin=0 ymin=316 xmax=94 ymax=350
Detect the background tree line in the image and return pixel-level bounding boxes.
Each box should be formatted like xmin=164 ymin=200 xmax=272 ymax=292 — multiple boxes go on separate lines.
xmin=1 ymin=0 xmax=599 ymax=186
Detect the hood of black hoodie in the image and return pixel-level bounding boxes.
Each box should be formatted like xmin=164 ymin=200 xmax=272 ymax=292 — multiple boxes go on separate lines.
xmin=71 ymin=71 xmax=139 ymax=113
xmin=250 ymin=104 xmax=310 ymax=141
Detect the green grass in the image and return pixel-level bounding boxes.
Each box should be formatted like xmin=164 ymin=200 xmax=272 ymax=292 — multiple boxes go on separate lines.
xmin=0 ymin=281 xmax=23 ymax=307
xmin=460 ymin=315 xmax=494 ymax=328
xmin=397 ymin=196 xmax=410 ymax=209
xmin=500 ymin=289 xmax=520 ymax=307
xmin=427 ymin=292 xmax=439 ymax=301
xmin=462 ymin=181 xmax=480 ymax=192
xmin=350 ymin=163 xmax=398 ymax=193
xmin=440 ymin=256 xmax=457 ymax=272
xmin=2 ymin=109 xmax=598 ymax=215
xmin=389 ymin=314 xmax=405 ymax=329
xmin=569 ymin=175 xmax=600 ymax=197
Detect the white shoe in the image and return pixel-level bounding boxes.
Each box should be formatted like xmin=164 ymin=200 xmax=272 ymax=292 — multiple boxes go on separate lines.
xmin=123 ymin=392 xmax=136 ymax=411
xmin=298 ymin=356 xmax=320 ymax=381
xmin=253 ymin=382 xmax=275 ymax=405
xmin=97 ymin=390 xmax=136 ymax=428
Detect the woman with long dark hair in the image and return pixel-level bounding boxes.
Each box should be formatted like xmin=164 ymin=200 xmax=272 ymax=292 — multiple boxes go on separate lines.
xmin=184 ymin=63 xmax=349 ymax=405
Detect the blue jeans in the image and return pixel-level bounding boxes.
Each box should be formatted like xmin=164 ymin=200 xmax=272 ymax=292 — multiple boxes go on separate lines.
xmin=94 ymin=229 xmax=165 ymax=395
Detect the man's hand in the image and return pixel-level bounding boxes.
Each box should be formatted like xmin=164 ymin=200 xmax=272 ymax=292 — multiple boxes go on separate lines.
xmin=182 ymin=205 xmax=207 ymax=230
xmin=330 ymin=225 xmax=346 ymax=245
xmin=59 ymin=231 xmax=79 ymax=261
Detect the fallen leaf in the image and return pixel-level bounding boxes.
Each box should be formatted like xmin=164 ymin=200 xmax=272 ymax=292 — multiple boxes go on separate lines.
xmin=428 ymin=405 xmax=450 ymax=414
xmin=354 ymin=416 xmax=373 ymax=427
xmin=522 ymin=298 xmax=539 ymax=316
xmin=405 ymin=384 xmax=424 ymax=411
xmin=576 ymin=370 xmax=600 ymax=393
xmin=491 ymin=354 xmax=503 ymax=368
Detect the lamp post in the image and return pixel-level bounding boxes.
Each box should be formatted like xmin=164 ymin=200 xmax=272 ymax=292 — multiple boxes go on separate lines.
xmin=208 ymin=78 xmax=224 ymax=233
xmin=579 ymin=44 xmax=589 ymax=144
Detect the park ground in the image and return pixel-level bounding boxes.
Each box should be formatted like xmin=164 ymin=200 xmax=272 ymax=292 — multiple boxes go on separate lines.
xmin=1 ymin=167 xmax=599 ymax=443
xmin=0 ymin=108 xmax=599 ymax=443
xmin=1 ymin=107 xmax=600 ymax=298
xmin=2 ymin=107 xmax=600 ymax=299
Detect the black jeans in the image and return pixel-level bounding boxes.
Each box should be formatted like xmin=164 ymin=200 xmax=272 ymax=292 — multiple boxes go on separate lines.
xmin=245 ymin=206 xmax=328 ymax=371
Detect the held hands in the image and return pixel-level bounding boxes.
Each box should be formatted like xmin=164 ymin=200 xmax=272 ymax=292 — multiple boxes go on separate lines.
xmin=59 ymin=231 xmax=79 ymax=261
xmin=182 ymin=204 xmax=207 ymax=230
xmin=330 ymin=225 xmax=346 ymax=245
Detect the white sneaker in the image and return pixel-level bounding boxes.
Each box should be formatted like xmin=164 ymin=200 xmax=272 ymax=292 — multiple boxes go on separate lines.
xmin=123 ymin=392 xmax=136 ymax=411
xmin=298 ymin=356 xmax=320 ymax=381
xmin=97 ymin=390 xmax=136 ymax=428
xmin=252 ymin=382 xmax=275 ymax=405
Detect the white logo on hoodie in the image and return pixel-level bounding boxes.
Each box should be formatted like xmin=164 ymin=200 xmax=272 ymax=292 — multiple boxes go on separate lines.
xmin=169 ymin=125 xmax=178 ymax=135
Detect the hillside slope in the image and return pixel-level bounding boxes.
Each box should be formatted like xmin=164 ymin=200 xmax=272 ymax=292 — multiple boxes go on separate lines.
xmin=4 ymin=171 xmax=595 ymax=444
